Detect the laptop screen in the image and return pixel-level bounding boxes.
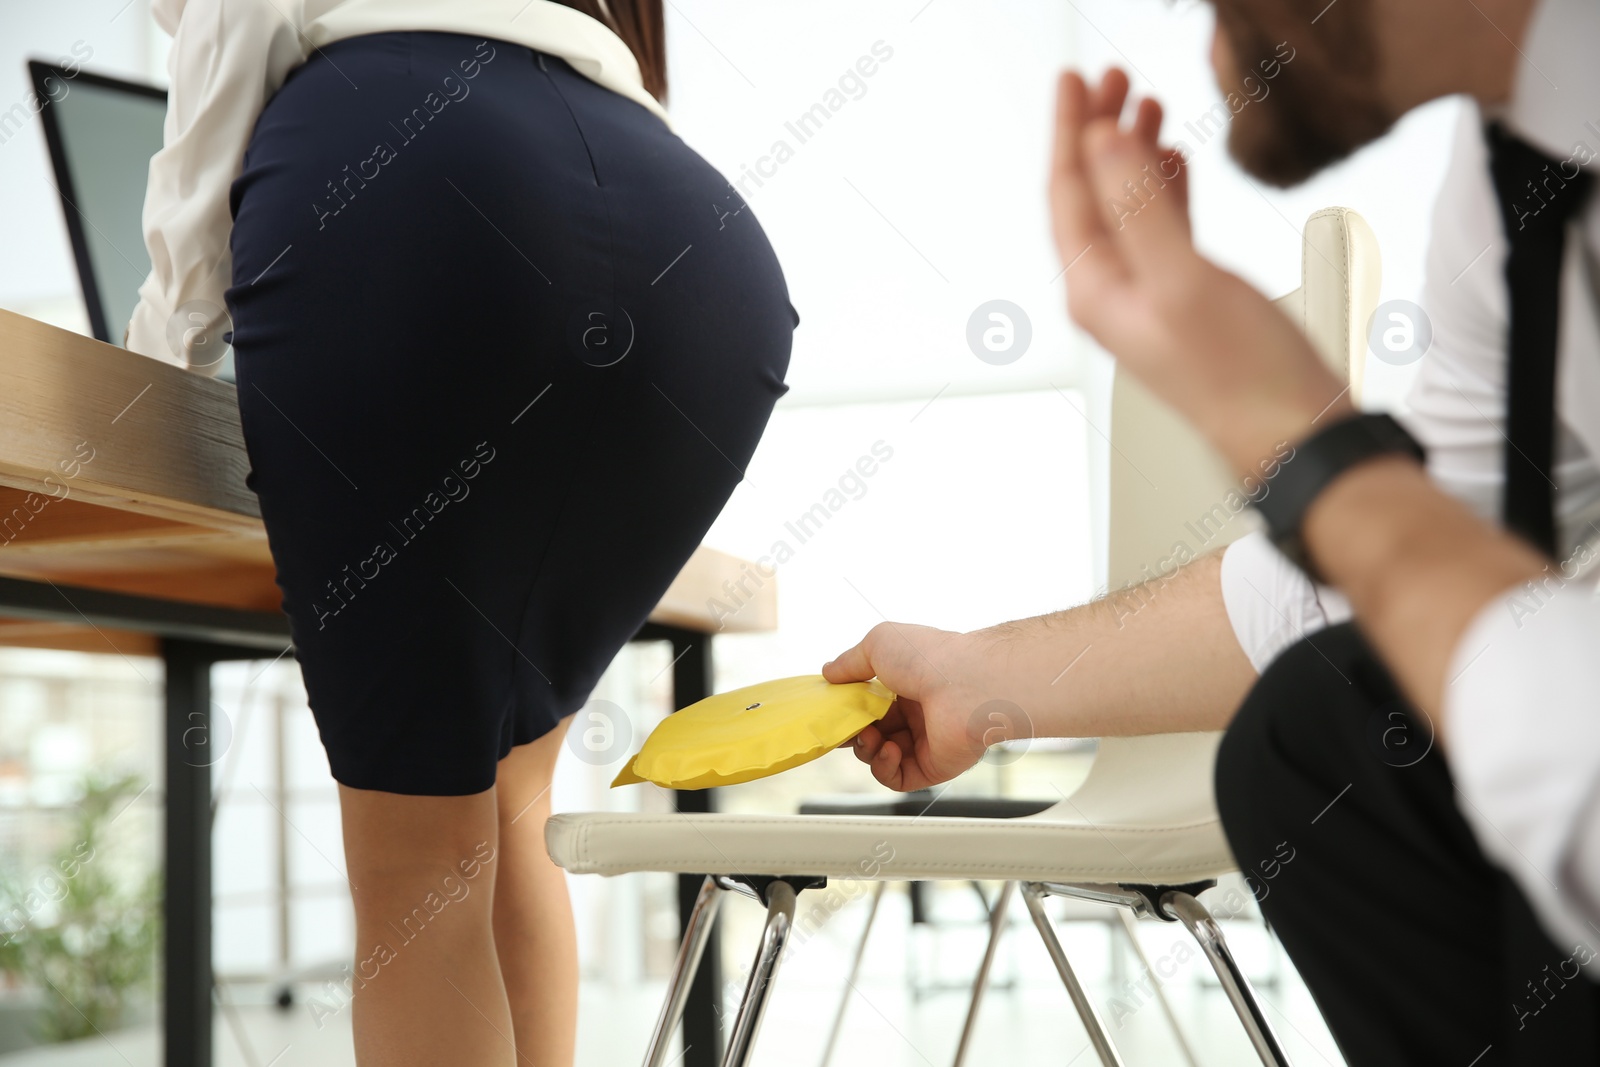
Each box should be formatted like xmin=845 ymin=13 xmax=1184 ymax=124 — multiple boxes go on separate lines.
xmin=29 ymin=60 xmax=235 ymax=381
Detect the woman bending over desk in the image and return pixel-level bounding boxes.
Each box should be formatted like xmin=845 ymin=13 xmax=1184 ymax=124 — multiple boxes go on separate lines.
xmin=127 ymin=2 xmax=795 ymax=1063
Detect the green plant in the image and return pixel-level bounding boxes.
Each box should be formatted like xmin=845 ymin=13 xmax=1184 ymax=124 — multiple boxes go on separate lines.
xmin=0 ymin=773 xmax=161 ymax=1043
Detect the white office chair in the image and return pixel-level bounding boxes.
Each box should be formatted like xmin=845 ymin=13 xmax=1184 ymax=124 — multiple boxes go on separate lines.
xmin=547 ymin=207 xmax=1382 ymax=1067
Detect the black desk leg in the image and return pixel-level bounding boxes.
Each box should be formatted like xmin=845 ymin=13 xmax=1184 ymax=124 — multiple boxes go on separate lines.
xmin=163 ymin=639 xmax=215 ymax=1067
xmin=669 ymin=635 xmax=722 ymax=1067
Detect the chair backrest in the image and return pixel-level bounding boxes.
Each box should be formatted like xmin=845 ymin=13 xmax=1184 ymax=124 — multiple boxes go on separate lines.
xmin=1068 ymin=208 xmax=1381 ymax=830
xmin=1106 ymin=207 xmax=1381 ymax=583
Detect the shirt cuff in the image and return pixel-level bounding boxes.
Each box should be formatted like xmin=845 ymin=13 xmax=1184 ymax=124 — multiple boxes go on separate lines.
xmin=125 ymin=297 xmax=186 ymax=371
xmin=1219 ymin=530 xmax=1350 ymax=674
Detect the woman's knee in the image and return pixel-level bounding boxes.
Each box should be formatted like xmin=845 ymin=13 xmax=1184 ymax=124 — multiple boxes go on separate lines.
xmin=495 ymin=717 xmax=571 ymax=827
xmin=339 ymin=784 xmax=502 ymax=898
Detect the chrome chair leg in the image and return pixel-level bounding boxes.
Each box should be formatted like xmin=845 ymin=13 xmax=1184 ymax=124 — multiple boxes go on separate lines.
xmin=818 ymin=881 xmax=887 ymax=1067
xmin=1021 ymin=882 xmax=1126 ymax=1067
xmin=952 ymin=880 xmax=1015 ymax=1067
xmin=642 ymin=876 xmax=724 ymax=1067
xmin=722 ymin=880 xmax=799 ymax=1067
xmin=1161 ymin=890 xmax=1292 ymax=1067
xmin=1113 ymin=909 xmax=1201 ymax=1067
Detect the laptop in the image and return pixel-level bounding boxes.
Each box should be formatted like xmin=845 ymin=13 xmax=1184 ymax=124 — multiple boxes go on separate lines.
xmin=29 ymin=58 xmax=236 ymax=382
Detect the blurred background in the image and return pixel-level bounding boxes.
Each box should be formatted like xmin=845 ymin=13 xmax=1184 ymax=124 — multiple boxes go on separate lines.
xmin=0 ymin=0 xmax=1461 ymax=1063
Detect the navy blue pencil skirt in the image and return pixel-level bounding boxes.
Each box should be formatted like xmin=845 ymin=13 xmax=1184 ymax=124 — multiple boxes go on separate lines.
xmin=224 ymin=31 xmax=794 ymax=796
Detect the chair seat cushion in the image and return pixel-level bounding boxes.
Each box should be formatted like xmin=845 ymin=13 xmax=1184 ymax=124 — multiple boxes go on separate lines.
xmin=545 ymin=805 xmax=1236 ymax=884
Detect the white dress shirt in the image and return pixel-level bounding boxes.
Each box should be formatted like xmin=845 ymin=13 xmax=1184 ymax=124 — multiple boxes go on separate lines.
xmin=1222 ymin=0 xmax=1600 ymax=953
xmin=125 ymin=0 xmax=669 ymax=374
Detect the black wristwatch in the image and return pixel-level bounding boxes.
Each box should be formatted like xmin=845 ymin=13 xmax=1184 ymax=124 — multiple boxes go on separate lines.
xmin=1253 ymin=412 xmax=1426 ymax=583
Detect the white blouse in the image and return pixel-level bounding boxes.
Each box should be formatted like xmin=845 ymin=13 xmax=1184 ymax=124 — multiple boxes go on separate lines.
xmin=126 ymin=0 xmax=669 ymax=374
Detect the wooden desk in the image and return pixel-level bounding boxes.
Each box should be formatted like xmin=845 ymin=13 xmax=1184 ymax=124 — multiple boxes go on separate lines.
xmin=0 ymin=308 xmax=770 ymax=1067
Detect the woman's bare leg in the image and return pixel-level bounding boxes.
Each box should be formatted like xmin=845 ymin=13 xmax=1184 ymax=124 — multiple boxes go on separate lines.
xmin=493 ymin=717 xmax=579 ymax=1066
xmin=339 ymin=785 xmax=516 ymax=1066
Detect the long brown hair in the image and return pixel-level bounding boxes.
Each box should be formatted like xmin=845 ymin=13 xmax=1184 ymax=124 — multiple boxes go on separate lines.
xmin=550 ymin=0 xmax=667 ymax=102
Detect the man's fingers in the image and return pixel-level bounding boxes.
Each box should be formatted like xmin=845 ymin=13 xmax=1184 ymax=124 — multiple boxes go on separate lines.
xmin=1051 ymin=72 xmax=1122 ymax=299
xmin=852 ymin=722 xmax=884 ymax=760
xmin=1132 ymin=97 xmax=1163 ymax=146
xmin=822 ymin=640 xmax=874 ymax=683
xmin=1053 ymin=71 xmax=1088 ymax=177
xmin=851 ymin=699 xmax=909 ymax=755
xmin=872 ymin=739 xmax=905 ymax=791
xmin=1159 ymin=145 xmax=1192 ymax=229
xmin=1089 ymin=67 xmax=1130 ymax=123
xmin=1083 ymin=121 xmax=1192 ymax=280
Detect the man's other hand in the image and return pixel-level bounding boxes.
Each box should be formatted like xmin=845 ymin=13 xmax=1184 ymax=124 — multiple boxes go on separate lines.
xmin=1051 ymin=67 xmax=1354 ymax=468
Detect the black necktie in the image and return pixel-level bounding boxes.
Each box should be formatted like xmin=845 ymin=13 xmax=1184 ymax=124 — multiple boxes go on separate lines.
xmin=1485 ymin=122 xmax=1594 ymax=558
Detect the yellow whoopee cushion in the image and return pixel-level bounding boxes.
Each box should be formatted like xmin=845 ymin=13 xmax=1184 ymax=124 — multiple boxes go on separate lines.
xmin=611 ymin=674 xmax=896 ymax=789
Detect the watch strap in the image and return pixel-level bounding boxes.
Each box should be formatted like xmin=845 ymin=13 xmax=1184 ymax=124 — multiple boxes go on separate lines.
xmin=1254 ymin=412 xmax=1426 ymax=582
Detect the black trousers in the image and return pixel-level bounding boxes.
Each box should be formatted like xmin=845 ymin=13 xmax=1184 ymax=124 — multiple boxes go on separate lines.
xmin=1215 ymin=623 xmax=1600 ymax=1065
